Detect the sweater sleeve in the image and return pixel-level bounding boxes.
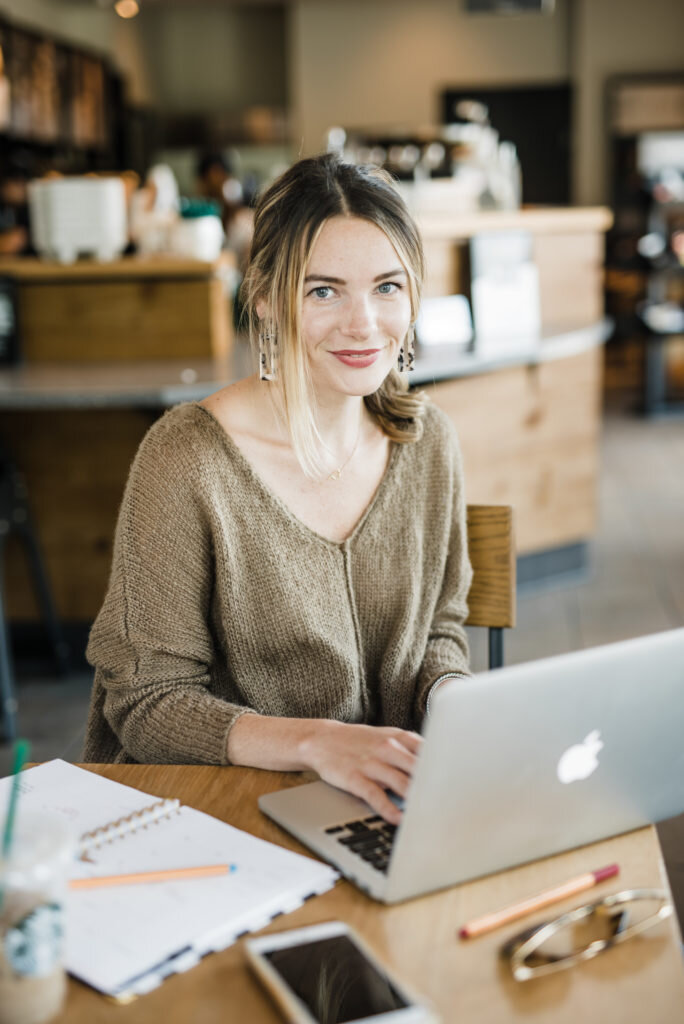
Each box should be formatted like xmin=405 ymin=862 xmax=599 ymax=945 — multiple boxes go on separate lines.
xmin=413 ymin=417 xmax=473 ymax=725
xmin=85 ymin=413 xmax=255 ymax=764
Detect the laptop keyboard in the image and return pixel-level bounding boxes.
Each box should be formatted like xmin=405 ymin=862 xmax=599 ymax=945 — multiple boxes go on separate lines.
xmin=324 ymin=815 xmax=397 ymax=874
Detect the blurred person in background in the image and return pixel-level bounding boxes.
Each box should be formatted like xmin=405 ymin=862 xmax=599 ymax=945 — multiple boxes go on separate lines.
xmin=0 ymin=158 xmax=32 ymax=255
xmin=196 ymin=150 xmax=253 ymax=273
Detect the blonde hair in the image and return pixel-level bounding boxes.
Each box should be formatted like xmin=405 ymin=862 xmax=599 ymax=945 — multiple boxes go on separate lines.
xmin=241 ymin=153 xmax=426 ymax=479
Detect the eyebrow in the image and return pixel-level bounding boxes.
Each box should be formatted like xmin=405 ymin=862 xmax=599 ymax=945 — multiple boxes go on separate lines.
xmin=304 ymin=268 xmax=407 ymax=284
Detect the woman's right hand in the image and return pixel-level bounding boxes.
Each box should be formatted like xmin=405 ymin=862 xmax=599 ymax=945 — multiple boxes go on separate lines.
xmin=298 ymin=720 xmax=422 ymax=825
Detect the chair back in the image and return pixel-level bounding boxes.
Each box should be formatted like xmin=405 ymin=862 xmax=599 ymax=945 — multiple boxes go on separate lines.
xmin=465 ymin=504 xmax=516 ymax=669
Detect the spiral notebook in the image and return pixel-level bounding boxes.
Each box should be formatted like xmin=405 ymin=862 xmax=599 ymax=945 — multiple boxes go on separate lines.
xmin=0 ymin=760 xmax=338 ymax=999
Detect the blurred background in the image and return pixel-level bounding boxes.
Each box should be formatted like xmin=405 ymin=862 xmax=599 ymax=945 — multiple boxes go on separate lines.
xmin=0 ymin=0 xmax=681 ymax=822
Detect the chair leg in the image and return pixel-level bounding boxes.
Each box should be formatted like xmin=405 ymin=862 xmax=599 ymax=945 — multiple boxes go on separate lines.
xmin=6 ymin=458 xmax=70 ymax=677
xmin=488 ymin=628 xmax=504 ymax=670
xmin=644 ymin=334 xmax=668 ymax=417
xmin=18 ymin=521 xmax=70 ymax=677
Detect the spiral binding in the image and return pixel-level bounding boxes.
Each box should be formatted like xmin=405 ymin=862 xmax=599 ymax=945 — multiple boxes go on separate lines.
xmin=78 ymin=798 xmax=181 ymax=860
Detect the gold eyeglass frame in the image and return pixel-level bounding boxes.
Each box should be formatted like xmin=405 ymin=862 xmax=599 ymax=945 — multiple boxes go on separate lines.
xmin=502 ymin=888 xmax=673 ymax=982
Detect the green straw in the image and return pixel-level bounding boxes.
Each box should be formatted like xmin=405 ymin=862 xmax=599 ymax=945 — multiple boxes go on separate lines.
xmin=2 ymin=739 xmax=31 ymax=861
xmin=0 ymin=739 xmax=30 ymax=912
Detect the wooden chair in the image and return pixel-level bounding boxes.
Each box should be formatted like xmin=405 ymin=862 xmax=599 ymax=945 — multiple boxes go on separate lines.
xmin=465 ymin=504 xmax=516 ymax=670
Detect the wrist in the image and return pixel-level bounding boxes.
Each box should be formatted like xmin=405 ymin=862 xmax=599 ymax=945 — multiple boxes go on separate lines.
xmin=296 ymin=718 xmax=339 ymax=773
xmin=225 ymin=710 xmax=257 ymax=764
xmin=426 ymin=672 xmax=469 ymax=716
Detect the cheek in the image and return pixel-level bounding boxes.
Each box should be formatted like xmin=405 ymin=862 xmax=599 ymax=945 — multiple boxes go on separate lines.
xmin=383 ymin=299 xmax=411 ymax=337
xmin=300 ymin=308 xmax=330 ymax=349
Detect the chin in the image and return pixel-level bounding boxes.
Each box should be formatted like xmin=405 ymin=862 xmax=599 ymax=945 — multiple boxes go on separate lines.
xmin=339 ymin=365 xmax=395 ymax=397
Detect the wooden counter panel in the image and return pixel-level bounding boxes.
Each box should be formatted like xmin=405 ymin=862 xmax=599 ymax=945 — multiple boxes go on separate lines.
xmin=426 ymin=346 xmax=603 ymax=553
xmin=416 ymin=206 xmax=613 ymax=240
xmin=422 ymin=238 xmax=469 ymax=299
xmin=0 ymin=255 xmax=221 ymax=281
xmin=19 ymin=278 xmax=231 ymax=362
xmin=1 ymin=409 xmax=157 ymax=621
xmin=421 ymin=233 xmax=605 ymax=335
xmin=533 ymin=232 xmax=605 ymax=334
xmin=418 ymin=208 xmax=611 ymax=336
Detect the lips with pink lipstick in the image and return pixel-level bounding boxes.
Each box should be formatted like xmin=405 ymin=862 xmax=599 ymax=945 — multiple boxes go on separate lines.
xmin=331 ymin=348 xmax=381 ymax=368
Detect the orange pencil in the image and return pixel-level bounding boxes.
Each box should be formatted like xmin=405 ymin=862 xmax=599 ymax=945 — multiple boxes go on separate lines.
xmin=459 ymin=864 xmax=619 ymax=939
xmin=69 ymin=863 xmax=236 ymax=890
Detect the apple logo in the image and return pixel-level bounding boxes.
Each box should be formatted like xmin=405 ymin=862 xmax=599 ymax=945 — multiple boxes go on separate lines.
xmin=557 ymin=730 xmax=604 ymax=784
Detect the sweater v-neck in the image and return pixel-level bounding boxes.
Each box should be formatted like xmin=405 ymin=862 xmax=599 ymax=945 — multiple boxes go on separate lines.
xmin=191 ymin=402 xmax=402 ymax=550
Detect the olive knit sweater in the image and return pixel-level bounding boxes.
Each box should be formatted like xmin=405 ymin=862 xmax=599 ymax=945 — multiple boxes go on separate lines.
xmin=83 ymin=400 xmax=472 ymax=764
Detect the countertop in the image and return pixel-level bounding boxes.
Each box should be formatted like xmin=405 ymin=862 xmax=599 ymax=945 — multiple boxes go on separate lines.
xmin=0 ymin=320 xmax=611 ymax=411
xmin=0 ymin=253 xmax=234 ymax=281
xmin=415 ymin=205 xmax=613 ymax=239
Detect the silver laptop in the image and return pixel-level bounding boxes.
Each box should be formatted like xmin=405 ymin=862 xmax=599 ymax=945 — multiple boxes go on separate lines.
xmin=260 ymin=628 xmax=684 ymax=904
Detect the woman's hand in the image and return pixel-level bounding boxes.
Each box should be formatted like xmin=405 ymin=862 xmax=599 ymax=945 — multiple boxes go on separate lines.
xmin=227 ymin=714 xmax=422 ymax=824
xmin=299 ymin=720 xmax=422 ymax=825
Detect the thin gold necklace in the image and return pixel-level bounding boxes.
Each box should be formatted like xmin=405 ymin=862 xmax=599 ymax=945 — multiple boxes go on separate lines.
xmin=327 ymin=421 xmax=362 ymax=481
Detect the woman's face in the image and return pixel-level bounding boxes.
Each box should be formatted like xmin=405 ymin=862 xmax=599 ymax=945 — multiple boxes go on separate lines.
xmin=300 ymin=216 xmax=412 ymax=402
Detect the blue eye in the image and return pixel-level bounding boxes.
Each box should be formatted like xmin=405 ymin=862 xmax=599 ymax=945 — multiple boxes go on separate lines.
xmin=310 ymin=286 xmax=333 ymax=299
xmin=378 ymin=282 xmax=400 ymax=294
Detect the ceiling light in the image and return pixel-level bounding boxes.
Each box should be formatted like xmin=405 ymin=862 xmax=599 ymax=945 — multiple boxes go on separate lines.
xmin=114 ymin=0 xmax=140 ymax=18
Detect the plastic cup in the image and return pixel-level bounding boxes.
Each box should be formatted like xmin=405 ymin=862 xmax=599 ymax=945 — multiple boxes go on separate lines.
xmin=0 ymin=813 xmax=74 ymax=1024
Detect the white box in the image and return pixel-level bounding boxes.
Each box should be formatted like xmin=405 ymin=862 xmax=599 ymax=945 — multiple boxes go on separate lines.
xmin=28 ymin=177 xmax=128 ymax=263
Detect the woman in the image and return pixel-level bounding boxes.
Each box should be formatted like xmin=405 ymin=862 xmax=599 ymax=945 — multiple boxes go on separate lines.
xmin=83 ymin=154 xmax=472 ymax=824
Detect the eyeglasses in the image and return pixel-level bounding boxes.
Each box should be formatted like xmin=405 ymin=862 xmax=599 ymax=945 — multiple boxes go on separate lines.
xmin=501 ymin=889 xmax=673 ymax=982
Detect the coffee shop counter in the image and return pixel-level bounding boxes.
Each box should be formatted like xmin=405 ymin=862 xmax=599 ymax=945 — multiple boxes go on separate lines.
xmin=0 ymin=254 xmax=235 ymax=362
xmin=0 ymin=320 xmax=608 ymax=627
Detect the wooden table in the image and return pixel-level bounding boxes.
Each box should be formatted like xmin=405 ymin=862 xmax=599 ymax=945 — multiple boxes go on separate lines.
xmin=56 ymin=764 xmax=684 ymax=1024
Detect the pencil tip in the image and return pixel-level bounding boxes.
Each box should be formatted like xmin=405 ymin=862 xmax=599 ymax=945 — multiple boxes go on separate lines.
xmin=593 ymin=864 xmax=619 ymax=883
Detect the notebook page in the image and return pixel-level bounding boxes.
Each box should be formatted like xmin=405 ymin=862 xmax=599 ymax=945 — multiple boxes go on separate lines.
xmin=0 ymin=760 xmax=338 ymax=996
xmin=67 ymin=805 xmax=338 ymax=994
xmin=0 ymin=759 xmax=159 ymax=835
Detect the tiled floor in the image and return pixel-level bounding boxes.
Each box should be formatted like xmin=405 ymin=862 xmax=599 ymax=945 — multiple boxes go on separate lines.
xmin=5 ymin=671 xmax=93 ymax=767
xmin=2 ymin=408 xmax=683 ymax=927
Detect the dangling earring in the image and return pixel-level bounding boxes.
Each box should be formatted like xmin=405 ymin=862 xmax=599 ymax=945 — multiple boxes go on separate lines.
xmin=259 ymin=324 xmax=278 ymax=381
xmin=406 ymin=322 xmax=415 ymax=371
xmin=398 ymin=324 xmax=416 ymax=372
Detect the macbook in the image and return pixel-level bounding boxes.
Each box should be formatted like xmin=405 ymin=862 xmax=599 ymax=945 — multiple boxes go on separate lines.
xmin=259 ymin=628 xmax=684 ymax=904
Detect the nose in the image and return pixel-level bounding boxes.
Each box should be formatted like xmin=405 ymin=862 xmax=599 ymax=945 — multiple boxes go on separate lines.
xmin=341 ymin=294 xmax=374 ymax=340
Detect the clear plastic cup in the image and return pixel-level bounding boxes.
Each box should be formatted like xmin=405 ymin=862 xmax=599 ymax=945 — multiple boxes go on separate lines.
xmin=0 ymin=813 xmax=74 ymax=1024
